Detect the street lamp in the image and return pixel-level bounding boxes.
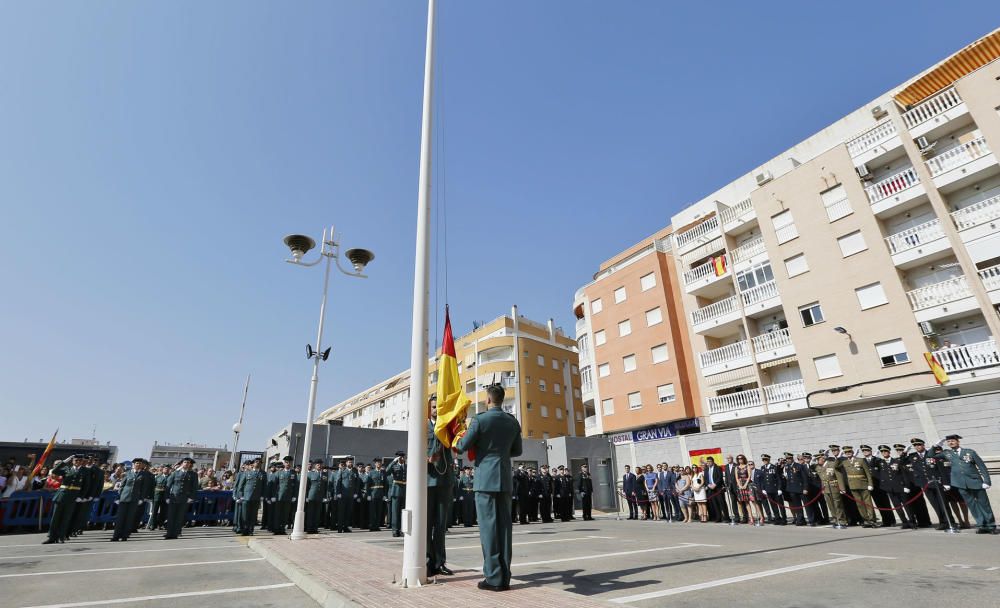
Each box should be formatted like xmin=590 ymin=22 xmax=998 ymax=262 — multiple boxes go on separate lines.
xmin=283 ymin=225 xmax=374 ymax=541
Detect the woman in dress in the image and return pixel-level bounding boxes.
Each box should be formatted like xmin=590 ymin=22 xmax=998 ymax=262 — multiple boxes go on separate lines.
xmin=643 ymin=465 xmax=661 ymax=521
xmin=692 ymin=466 xmax=708 ymax=522
xmin=748 ymin=460 xmax=765 ymax=526
xmin=734 ymin=454 xmax=753 ymax=525
xmin=675 ymin=467 xmax=694 ymax=523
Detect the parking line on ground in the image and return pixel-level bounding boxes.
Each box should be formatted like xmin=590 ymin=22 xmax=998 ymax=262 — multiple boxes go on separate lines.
xmin=18 ymin=582 xmax=297 ymax=608
xmin=511 ymin=542 xmax=718 ymax=568
xmin=435 ymin=535 xmax=616 ymax=551
xmin=0 ymin=557 xmax=265 ymax=578
xmin=0 ymin=544 xmax=242 ymax=560
xmin=608 ymin=553 xmax=895 ymax=603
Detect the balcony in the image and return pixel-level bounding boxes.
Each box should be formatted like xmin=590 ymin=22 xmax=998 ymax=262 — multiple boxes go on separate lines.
xmin=740 ymin=280 xmax=781 ymax=317
xmin=675 ymin=215 xmax=721 ymax=255
xmin=865 ymin=166 xmax=926 ymax=215
xmin=683 ymin=256 xmax=731 ymax=296
xmin=952 ymin=193 xmax=1000 ymax=233
xmin=699 ymin=340 xmax=752 ymax=377
xmin=926 ymin=136 xmax=996 ymax=190
xmin=847 ymin=120 xmax=901 ymax=165
xmin=980 ymin=264 xmax=1000 ymax=304
xmin=902 ymin=87 xmax=967 ymax=138
xmin=584 ymin=415 xmax=598 ymax=432
xmin=708 ymin=387 xmax=763 ymax=416
xmin=906 ymin=275 xmax=978 ymax=322
xmin=884 ymin=218 xmax=949 ymax=268
xmin=720 ymin=198 xmax=756 ymax=233
xmin=691 ymin=295 xmax=742 ymax=337
xmin=932 ymin=340 xmax=1000 ymax=375
xmin=575 ymin=317 xmax=588 ymax=338
xmin=730 ymin=237 xmax=767 ymax=268
xmin=751 ymin=328 xmax=795 ymax=363
xmin=762 ymin=379 xmax=808 ymax=414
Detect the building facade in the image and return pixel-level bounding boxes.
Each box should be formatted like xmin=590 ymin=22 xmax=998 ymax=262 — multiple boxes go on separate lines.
xmin=148 ymin=442 xmax=228 ymax=469
xmin=575 ymin=30 xmax=1000 ymax=436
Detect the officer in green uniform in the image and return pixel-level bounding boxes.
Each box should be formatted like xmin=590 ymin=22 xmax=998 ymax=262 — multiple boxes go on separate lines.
xmin=366 ymin=459 xmax=387 ymax=531
xmin=841 ymin=446 xmax=876 ymax=527
xmin=334 ymin=457 xmax=358 ymax=532
xmin=385 ymin=452 xmax=406 ymax=536
xmin=460 ymin=466 xmax=477 ymax=526
xmin=577 ymin=464 xmax=594 ymax=521
xmin=164 ymin=457 xmax=198 ymax=539
xmin=270 ymin=456 xmax=298 ymax=535
xmin=820 ymin=445 xmax=848 ymax=529
xmin=325 ymin=462 xmax=341 ymax=530
xmin=261 ymin=461 xmax=278 ymax=532
xmin=456 ymin=383 xmax=522 ymax=592
xmin=304 ymin=459 xmax=326 ymax=533
xmin=112 ymin=458 xmax=154 ymax=541
xmin=936 ymin=434 xmax=996 ymax=534
xmin=42 ymin=455 xmax=86 ymax=544
xmin=235 ymin=458 xmax=267 ymax=535
xmin=146 ymin=465 xmax=171 ymax=530
xmin=70 ymin=453 xmax=99 ymax=537
xmin=426 ymin=395 xmax=455 ymax=576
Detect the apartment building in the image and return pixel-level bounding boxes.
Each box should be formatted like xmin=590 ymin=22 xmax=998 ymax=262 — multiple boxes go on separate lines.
xmin=317 ymin=306 xmax=585 ymax=439
xmin=572 ymin=228 xmax=703 ymax=437
xmin=577 ymin=29 xmax=1000 ymax=435
xmin=148 ymin=442 xmax=228 ymax=468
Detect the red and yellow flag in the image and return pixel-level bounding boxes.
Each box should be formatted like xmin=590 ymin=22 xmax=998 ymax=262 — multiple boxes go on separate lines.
xmin=29 ymin=428 xmax=58 ymax=479
xmin=924 ymin=352 xmax=949 ymax=385
xmin=712 ymin=255 xmax=727 ymax=277
xmin=434 ymin=308 xmax=473 ymax=450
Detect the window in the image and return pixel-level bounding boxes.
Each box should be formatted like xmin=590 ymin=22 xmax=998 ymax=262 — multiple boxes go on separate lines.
xmin=772 ymin=209 xmax=798 ymax=244
xmin=657 ymin=384 xmax=676 ymax=403
xmin=591 ymin=298 xmax=603 ymax=314
xmin=571 ymin=364 xmax=578 ymax=374
xmin=651 ymin=343 xmax=669 ymax=364
xmin=539 ymin=379 xmax=546 ymax=392
xmin=526 ymin=402 xmax=532 ymax=410
xmin=813 ymin=354 xmax=843 ymax=380
xmin=540 ymin=405 xmax=549 ymax=418
xmin=555 ymin=407 xmax=563 ymax=420
xmin=595 ymin=330 xmax=607 ymax=346
xmin=784 ymin=253 xmax=809 ymax=278
xmin=837 ymin=230 xmax=868 ymax=257
xmin=537 ymin=354 xmax=545 ymax=366
xmin=576 ymin=411 xmax=583 ymax=421
xmin=614 ymin=287 xmax=627 ymax=303
xmin=602 ymin=398 xmax=614 ymax=416
xmin=799 ymin=302 xmax=824 ymax=327
xmin=618 ymin=319 xmax=632 ymax=337
xmin=645 ymin=307 xmax=662 ymax=326
xmin=598 ymin=363 xmax=610 ymax=378
xmin=526 ymin=375 xmax=531 ymax=384
xmin=875 ymin=339 xmax=910 ymax=367
xmin=628 ymin=391 xmax=642 ymax=410
xmin=623 ymin=354 xmax=637 ymax=372
xmin=855 ymin=282 xmax=888 ymax=310
xmin=821 ymin=185 xmax=852 ymax=222
xmin=554 ymin=383 xmax=561 ymax=394
xmin=736 ymin=262 xmax=774 ymax=292
xmin=640 ymin=272 xmax=657 ymax=291
xmin=573 ymin=388 xmax=581 ymax=398
xmin=552 ymin=359 xmax=559 ymax=370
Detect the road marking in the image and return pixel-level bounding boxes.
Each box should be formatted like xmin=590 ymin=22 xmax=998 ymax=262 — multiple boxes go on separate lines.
xmin=433 ymin=535 xmax=615 ymax=551
xmin=17 ymin=583 xmax=297 ymax=608
xmin=608 ymin=553 xmax=895 ymax=603
xmin=0 ymin=557 xmax=264 ymax=578
xmin=512 ymin=542 xmax=717 ymax=568
xmin=0 ymin=544 xmax=242 ymax=560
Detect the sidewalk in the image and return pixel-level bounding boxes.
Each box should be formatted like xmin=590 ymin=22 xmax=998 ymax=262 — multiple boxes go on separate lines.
xmin=249 ymin=532 xmax=613 ymax=608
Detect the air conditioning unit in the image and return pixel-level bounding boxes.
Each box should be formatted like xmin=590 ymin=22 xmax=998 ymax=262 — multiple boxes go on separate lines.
xmin=755 ymin=170 xmax=773 ymax=186
xmin=855 ymin=163 xmax=871 ymax=179
xmin=917 ymin=136 xmax=937 ymax=156
xmin=871 ymin=105 xmax=888 ymax=119
xmin=919 ymin=321 xmax=936 ymax=337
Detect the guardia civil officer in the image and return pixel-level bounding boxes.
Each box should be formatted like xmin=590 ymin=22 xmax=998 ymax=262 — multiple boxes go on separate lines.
xmin=270 ymin=456 xmax=298 ymax=535
xmin=111 ymin=458 xmax=154 ymax=541
xmin=163 ymin=457 xmax=198 ymax=539
xmin=459 ymin=466 xmax=477 ymax=526
xmin=935 ymin=434 xmax=996 ymax=534
xmin=69 ymin=453 xmax=101 ymax=537
xmin=234 ymin=458 xmax=267 ymax=535
xmin=385 ymin=451 xmax=407 ymax=536
xmin=366 ymin=459 xmax=387 ymax=531
xmin=334 ymin=457 xmax=358 ymax=533
xmin=426 ymin=395 xmax=455 ymax=576
xmin=577 ymin=464 xmax=594 ymax=521
xmin=303 ymin=459 xmax=326 ymax=533
xmin=42 ymin=454 xmax=86 ymax=544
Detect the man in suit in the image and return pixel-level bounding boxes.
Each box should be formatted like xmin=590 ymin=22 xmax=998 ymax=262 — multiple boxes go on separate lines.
xmin=936 ymin=434 xmax=995 ymax=534
xmin=576 ymin=464 xmax=594 ymax=521
xmin=662 ymin=463 xmax=680 ymax=522
xmin=163 ymin=457 xmax=199 ymax=539
xmin=426 ymin=396 xmax=455 ymax=576
xmin=111 ymin=458 xmax=154 ymax=541
xmin=455 ymin=383 xmax=522 ymax=592
xmin=704 ymin=457 xmax=728 ymax=523
xmin=622 ymin=465 xmax=638 ymax=520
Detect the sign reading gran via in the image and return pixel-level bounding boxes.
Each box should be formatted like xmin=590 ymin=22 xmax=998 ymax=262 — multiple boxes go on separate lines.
xmin=611 ymin=418 xmax=699 ymax=445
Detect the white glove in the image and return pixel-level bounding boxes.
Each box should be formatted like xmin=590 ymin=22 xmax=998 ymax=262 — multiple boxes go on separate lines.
xmin=762 ymin=490 xmax=768 ymax=496
xmin=367 ymin=497 xmax=372 ymax=502
xmin=75 ymin=498 xmax=83 ymax=503
xmin=291 ymin=498 xmax=296 ymax=502
xmin=458 ymin=496 xmax=463 ymax=501
xmin=944 ymin=485 xmax=951 ymax=491
xmin=187 ymin=498 xmax=194 ymax=503
xmin=237 ymin=498 xmax=244 ymax=503
xmin=867 ymin=486 xmax=873 ymax=491
xmin=903 ymin=488 xmax=911 ymax=494
xmin=166 ymin=498 xmax=171 ymax=504
xmin=336 ymin=494 xmax=342 ymax=499
xmin=114 ymin=500 xmax=120 ymax=505
xmin=323 ymin=498 xmax=330 ymax=503
xmin=777 ymin=491 xmax=783 ymax=496
xmin=353 ymin=494 xmax=357 ymax=498
xmin=984 ymin=484 xmax=991 ymax=490
xmin=270 ymin=498 xmax=276 ymax=503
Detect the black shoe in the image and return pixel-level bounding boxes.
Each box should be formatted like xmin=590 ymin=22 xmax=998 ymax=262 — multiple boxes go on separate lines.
xmin=976 ymin=528 xmax=992 ymax=534
xmin=42 ymin=539 xmax=56 ymax=544
xmin=438 ymin=566 xmax=454 ymax=575
xmin=477 ymin=580 xmax=505 ymax=592
xmin=936 ymin=524 xmax=949 ymax=531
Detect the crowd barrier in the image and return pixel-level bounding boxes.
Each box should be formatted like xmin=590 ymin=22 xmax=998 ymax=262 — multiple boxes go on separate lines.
xmin=0 ymin=490 xmax=234 ymax=531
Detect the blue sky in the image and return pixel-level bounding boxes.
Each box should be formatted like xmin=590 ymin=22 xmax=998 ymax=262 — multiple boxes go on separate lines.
xmin=1 ymin=2 xmax=996 ymax=461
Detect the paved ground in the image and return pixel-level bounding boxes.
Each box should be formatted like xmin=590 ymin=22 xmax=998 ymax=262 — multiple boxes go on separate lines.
xmin=3 ymin=527 xmax=317 ymax=608
xmin=6 ymin=515 xmax=1000 ymax=607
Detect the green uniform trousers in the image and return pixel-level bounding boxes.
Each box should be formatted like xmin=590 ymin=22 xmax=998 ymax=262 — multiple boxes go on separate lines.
xmin=475 ymin=491 xmax=513 ymax=588
xmin=47 ymin=501 xmax=76 ymax=542
xmin=271 ymin=500 xmax=291 ymax=534
xmin=957 ymin=487 xmax=996 ymax=530
xmin=823 ymin=484 xmax=847 ymax=526
xmin=426 ymin=485 xmax=451 ymax=571
xmin=164 ymin=501 xmax=189 ymax=538
xmin=390 ymin=495 xmax=405 ymax=534
xmin=305 ymin=500 xmax=322 ymax=533
xmin=850 ymin=488 xmax=876 ymax=524
xmin=112 ymin=502 xmax=139 ymax=541
xmin=238 ymin=500 xmax=261 ymax=534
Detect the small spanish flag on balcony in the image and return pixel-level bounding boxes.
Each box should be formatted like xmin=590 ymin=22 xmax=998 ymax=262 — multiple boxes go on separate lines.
xmin=712 ymin=255 xmax=727 ymax=277
xmin=434 ymin=307 xmax=473 ymax=452
xmin=924 ymin=352 xmax=949 ymax=385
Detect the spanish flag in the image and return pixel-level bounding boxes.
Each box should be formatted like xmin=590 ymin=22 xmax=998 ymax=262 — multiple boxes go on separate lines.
xmin=712 ymin=255 xmax=727 ymax=277
xmin=29 ymin=428 xmax=58 ymax=479
xmin=434 ymin=307 xmax=473 ymax=450
xmin=924 ymin=352 xmax=949 ymax=385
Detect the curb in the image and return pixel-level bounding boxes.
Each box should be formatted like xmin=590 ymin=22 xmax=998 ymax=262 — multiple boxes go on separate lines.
xmin=248 ymin=538 xmax=362 ymax=608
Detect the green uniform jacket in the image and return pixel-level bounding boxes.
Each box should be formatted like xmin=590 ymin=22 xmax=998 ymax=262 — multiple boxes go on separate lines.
xmin=236 ymin=470 xmax=268 ymax=502
xmin=273 ymin=469 xmax=299 ymax=502
xmin=335 ymin=468 xmax=358 ymax=497
xmin=51 ymin=462 xmax=86 ymax=504
xmin=819 ymin=458 xmax=847 ymax=490
xmin=455 ymin=406 xmax=523 ymax=492
xmin=153 ymin=473 xmax=169 ymax=498
xmin=119 ymin=470 xmax=154 ymax=503
xmin=427 ymin=420 xmax=454 ymax=487
xmin=165 ymin=469 xmax=199 ymax=501
xmin=385 ymin=460 xmax=406 ymax=497
xmin=366 ymin=470 xmax=386 ymax=500
xmin=842 ymin=456 xmax=873 ymax=490
xmin=306 ymin=470 xmax=326 ymax=501
xmin=88 ymin=466 xmax=104 ymax=499
xmin=938 ymin=446 xmax=991 ymax=489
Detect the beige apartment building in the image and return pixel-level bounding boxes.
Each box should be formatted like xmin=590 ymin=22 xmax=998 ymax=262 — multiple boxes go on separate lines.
xmin=573 ymin=229 xmax=703 ymax=437
xmin=317 ymin=307 xmax=585 ymax=439
xmin=577 ymin=29 xmax=1000 ymax=435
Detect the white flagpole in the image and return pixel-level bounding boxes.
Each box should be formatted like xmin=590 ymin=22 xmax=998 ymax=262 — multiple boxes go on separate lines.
xmin=401 ymin=0 xmax=436 ymax=588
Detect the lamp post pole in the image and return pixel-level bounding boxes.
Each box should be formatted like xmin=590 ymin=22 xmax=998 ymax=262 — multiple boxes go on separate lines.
xmin=229 ymin=374 xmax=251 ymax=472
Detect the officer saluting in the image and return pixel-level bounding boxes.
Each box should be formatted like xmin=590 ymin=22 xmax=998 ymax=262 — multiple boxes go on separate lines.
xmin=42 ymin=454 xmax=86 ymax=544
xmin=112 ymin=458 xmax=154 ymax=542
xmin=935 ymin=434 xmax=996 ymax=534
xmin=163 ymin=457 xmax=198 ymax=539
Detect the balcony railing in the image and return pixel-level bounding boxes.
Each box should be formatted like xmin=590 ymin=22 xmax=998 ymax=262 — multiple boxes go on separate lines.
xmin=825 ymin=196 xmax=852 ymax=222
xmin=951 ymin=194 xmax=1000 ymax=230
xmin=675 ymin=215 xmax=720 ymax=251
xmin=932 ymin=339 xmax=1000 ymax=374
xmin=902 ymin=87 xmax=962 ymax=130
xmin=584 ymin=415 xmax=597 ymax=430
xmin=847 ymin=120 xmax=897 ymax=157
xmin=684 ymin=256 xmax=727 ymax=286
xmin=691 ymin=295 xmax=738 ymax=326
xmin=751 ymin=328 xmax=792 ymax=354
xmin=741 ymin=280 xmax=779 ymax=308
xmin=865 ymin=166 xmax=920 ymax=204
xmin=763 ymin=379 xmax=806 ymax=404
xmin=980 ymin=264 xmax=1000 ymax=291
xmin=699 ymin=340 xmax=750 ymax=370
xmin=708 ymin=387 xmax=762 ymax=414
xmin=885 ymin=218 xmax=945 ymax=255
xmin=906 ymin=275 xmax=972 ymax=311
xmin=926 ymin=136 xmax=990 ymax=178
xmin=720 ymin=198 xmax=754 ymax=226
xmin=730 ymin=237 xmax=766 ymax=264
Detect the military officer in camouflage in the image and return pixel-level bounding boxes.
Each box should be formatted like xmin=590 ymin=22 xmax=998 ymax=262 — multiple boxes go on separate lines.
xmin=385 ymin=451 xmax=406 ymax=537
xmin=164 ymin=457 xmax=199 ymax=539
xmin=936 ymin=434 xmax=996 ymax=534
xmin=42 ymin=454 xmax=86 ymax=544
xmin=111 ymin=458 xmax=154 ymax=541
xmin=234 ymin=457 xmax=268 ymax=535
xmin=841 ymin=446 xmax=876 ymax=527
xmin=820 ymin=445 xmax=848 ymax=529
